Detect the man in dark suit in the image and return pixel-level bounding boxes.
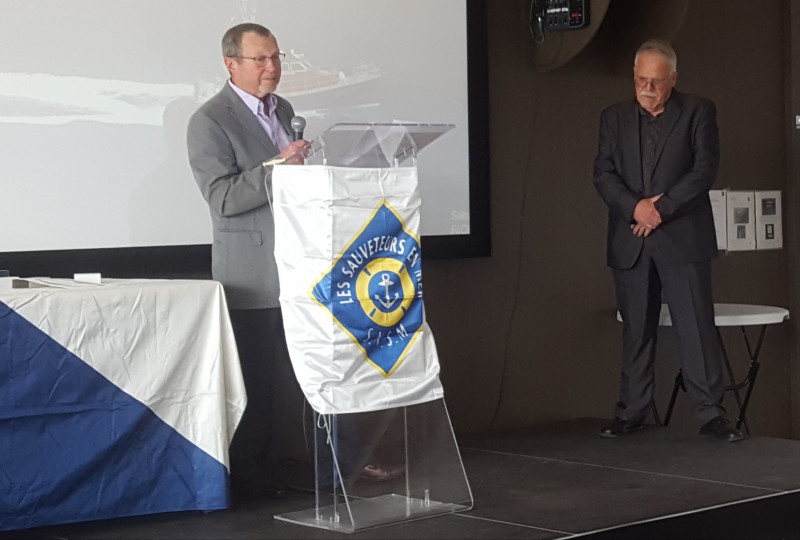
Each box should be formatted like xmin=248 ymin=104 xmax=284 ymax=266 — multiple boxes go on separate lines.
xmin=187 ymin=23 xmax=309 ymax=496
xmin=593 ymin=39 xmax=742 ymax=442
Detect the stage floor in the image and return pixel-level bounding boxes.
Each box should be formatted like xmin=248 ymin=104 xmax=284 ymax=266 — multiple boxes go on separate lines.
xmin=5 ymin=418 xmax=800 ymax=539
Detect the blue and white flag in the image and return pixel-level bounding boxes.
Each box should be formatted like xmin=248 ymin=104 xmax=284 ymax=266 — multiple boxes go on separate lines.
xmin=0 ymin=279 xmax=245 ymax=530
xmin=273 ymin=165 xmax=444 ymax=414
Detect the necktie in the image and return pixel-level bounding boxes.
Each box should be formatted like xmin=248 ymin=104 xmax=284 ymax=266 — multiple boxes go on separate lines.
xmin=257 ymin=100 xmax=291 ymax=150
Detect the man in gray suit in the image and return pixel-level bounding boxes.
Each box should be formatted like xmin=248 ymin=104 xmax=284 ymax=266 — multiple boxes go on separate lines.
xmin=187 ymin=22 xmax=308 ymax=496
xmin=593 ymin=39 xmax=742 ymax=442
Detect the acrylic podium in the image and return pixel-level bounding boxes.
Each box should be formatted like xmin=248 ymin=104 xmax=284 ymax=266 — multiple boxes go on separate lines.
xmin=271 ymin=123 xmax=473 ymax=533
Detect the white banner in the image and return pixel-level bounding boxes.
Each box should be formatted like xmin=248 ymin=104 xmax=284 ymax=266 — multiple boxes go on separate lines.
xmin=273 ymin=165 xmax=445 ymax=414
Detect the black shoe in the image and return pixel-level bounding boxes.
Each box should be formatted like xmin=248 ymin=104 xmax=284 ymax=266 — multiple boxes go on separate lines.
xmin=699 ymin=416 xmax=744 ymax=442
xmin=599 ymin=417 xmax=644 ymax=438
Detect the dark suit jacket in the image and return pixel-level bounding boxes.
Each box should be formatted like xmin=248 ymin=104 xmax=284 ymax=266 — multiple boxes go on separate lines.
xmin=593 ymin=90 xmax=720 ymax=269
xmin=187 ymin=82 xmax=295 ymax=309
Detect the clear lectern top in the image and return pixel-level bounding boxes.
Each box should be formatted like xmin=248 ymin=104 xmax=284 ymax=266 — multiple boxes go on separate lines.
xmin=303 ymin=122 xmax=454 ymax=168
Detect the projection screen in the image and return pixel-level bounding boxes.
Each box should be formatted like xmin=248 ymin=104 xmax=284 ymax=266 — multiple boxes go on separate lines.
xmin=0 ymin=0 xmax=488 ymax=261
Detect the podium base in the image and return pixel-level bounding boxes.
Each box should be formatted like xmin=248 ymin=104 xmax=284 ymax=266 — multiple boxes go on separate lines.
xmin=274 ymin=398 xmax=472 ymax=533
xmin=275 ymin=493 xmax=469 ymax=533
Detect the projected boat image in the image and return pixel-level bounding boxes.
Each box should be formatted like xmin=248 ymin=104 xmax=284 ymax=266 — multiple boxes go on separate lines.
xmin=278 ymin=50 xmax=381 ymax=111
xmin=0 ymin=51 xmax=380 ymax=126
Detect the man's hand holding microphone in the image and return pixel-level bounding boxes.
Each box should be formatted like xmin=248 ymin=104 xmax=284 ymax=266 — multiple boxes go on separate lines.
xmin=282 ymin=116 xmax=308 ymax=164
xmin=263 ymin=116 xmax=309 ymax=167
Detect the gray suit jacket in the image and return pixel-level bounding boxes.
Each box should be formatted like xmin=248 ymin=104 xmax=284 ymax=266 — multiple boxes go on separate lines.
xmin=593 ymin=91 xmax=720 ymax=269
xmin=187 ymin=82 xmax=295 ymax=309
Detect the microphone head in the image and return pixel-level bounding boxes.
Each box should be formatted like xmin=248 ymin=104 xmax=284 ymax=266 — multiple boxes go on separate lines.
xmin=290 ymin=116 xmax=307 ymax=132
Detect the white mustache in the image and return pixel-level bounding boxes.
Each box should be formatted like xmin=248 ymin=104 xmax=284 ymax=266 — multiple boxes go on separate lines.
xmin=639 ymin=91 xmax=658 ymax=98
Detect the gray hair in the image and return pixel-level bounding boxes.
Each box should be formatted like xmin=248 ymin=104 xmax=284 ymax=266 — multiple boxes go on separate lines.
xmin=634 ymin=39 xmax=677 ymax=74
xmin=221 ymin=23 xmax=272 ymax=58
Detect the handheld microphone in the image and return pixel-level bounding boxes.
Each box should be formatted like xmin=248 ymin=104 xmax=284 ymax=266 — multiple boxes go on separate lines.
xmin=290 ymin=116 xmax=306 ymax=141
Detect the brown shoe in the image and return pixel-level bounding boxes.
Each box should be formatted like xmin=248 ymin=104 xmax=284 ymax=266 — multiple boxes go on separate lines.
xmin=358 ymin=464 xmax=403 ymax=481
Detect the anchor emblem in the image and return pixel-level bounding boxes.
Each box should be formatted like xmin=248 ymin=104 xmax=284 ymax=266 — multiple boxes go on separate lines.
xmin=375 ymin=273 xmax=400 ymax=309
xmin=356 ymin=257 xmax=414 ymax=327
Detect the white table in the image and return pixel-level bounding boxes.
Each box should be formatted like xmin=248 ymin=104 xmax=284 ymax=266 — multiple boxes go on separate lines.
xmin=0 ymin=278 xmax=246 ymax=531
xmin=619 ymin=303 xmax=790 ymax=434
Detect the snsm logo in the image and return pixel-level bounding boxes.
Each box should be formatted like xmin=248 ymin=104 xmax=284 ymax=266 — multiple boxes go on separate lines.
xmin=310 ymin=201 xmax=424 ymax=376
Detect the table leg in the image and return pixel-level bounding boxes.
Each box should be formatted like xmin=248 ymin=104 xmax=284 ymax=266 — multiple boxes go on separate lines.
xmin=663 ymin=369 xmax=685 ymax=426
xmin=732 ymin=325 xmax=768 ymax=433
xmin=662 ymin=324 xmax=769 ymax=434
xmin=650 ymin=399 xmax=662 ymax=426
xmin=718 ymin=327 xmax=749 ymax=434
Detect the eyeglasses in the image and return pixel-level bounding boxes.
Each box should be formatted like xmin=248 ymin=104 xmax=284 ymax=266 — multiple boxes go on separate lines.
xmin=235 ymin=53 xmax=285 ymax=67
xmin=635 ymin=76 xmax=671 ymax=88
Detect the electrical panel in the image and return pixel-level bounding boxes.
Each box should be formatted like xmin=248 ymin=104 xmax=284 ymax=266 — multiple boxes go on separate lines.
xmin=543 ymin=0 xmax=589 ymax=31
xmin=710 ymin=189 xmax=784 ymax=252
xmin=725 ymin=191 xmax=756 ymax=251
xmin=755 ymin=190 xmax=783 ymax=250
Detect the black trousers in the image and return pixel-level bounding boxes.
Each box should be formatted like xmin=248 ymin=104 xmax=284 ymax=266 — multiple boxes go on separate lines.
xmin=227 ymin=307 xmax=290 ymax=489
xmin=612 ymin=244 xmax=726 ymax=426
